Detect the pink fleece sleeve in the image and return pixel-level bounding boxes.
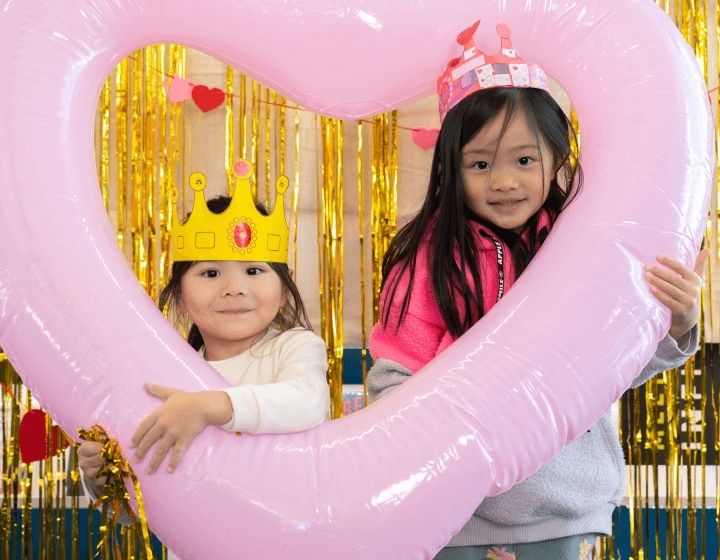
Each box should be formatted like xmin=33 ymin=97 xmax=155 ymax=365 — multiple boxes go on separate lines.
xmin=369 ymin=247 xmax=451 ymax=373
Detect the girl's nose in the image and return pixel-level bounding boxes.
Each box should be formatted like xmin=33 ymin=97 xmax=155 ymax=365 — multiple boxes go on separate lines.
xmin=490 ymin=171 xmax=520 ymax=191
xmin=223 ymin=272 xmax=247 ymax=296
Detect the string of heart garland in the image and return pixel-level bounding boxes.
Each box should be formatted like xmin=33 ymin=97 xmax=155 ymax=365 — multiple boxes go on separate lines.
xmin=166 ymin=73 xmax=719 ymax=153
xmin=165 ymin=74 xmax=441 ymax=150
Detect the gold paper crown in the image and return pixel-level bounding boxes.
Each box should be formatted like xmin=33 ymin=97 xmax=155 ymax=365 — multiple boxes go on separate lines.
xmin=172 ymin=160 xmax=289 ymax=263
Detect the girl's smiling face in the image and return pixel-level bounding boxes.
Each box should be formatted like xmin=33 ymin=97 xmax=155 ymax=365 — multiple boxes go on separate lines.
xmin=460 ymin=108 xmax=554 ymax=233
xmin=180 ymin=261 xmax=287 ymax=360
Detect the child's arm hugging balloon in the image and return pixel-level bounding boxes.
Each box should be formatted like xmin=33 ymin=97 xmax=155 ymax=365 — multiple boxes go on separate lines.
xmin=130 ymin=384 xmax=233 ymax=474
xmin=644 ymin=250 xmax=708 ymax=342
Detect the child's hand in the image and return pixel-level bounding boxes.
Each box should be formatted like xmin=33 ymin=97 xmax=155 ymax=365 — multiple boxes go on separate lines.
xmin=77 ymin=440 xmax=107 ymax=496
xmin=131 ymin=384 xmax=232 ymax=474
xmin=644 ymin=249 xmax=708 ymax=341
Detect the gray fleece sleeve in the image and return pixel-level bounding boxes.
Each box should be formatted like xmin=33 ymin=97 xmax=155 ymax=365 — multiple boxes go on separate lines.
xmin=630 ymin=324 xmax=699 ymax=388
xmin=366 ymin=358 xmax=414 ymax=402
xmin=367 ymin=326 xmax=698 ymax=400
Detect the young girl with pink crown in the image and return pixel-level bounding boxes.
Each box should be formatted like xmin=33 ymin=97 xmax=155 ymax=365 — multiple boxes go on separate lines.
xmin=78 ymin=161 xmax=330 ymax=498
xmin=367 ymin=21 xmax=706 ymax=560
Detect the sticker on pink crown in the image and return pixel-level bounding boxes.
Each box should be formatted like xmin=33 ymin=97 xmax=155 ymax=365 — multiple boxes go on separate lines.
xmin=233 ymin=160 xmax=250 ymax=177
xmin=496 ymin=23 xmax=511 ymax=40
xmin=233 ymin=222 xmax=252 ymax=248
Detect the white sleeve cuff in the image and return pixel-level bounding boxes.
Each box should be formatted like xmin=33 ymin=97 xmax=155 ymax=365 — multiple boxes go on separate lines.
xmin=220 ymin=386 xmax=261 ymax=433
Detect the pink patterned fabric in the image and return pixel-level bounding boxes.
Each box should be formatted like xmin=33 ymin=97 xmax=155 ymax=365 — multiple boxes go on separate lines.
xmin=369 ymin=211 xmax=552 ymax=372
xmin=486 ymin=547 xmax=516 ymax=560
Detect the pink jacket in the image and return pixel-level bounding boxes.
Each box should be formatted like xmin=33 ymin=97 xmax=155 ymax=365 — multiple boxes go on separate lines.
xmin=369 ymin=212 xmax=552 ymax=372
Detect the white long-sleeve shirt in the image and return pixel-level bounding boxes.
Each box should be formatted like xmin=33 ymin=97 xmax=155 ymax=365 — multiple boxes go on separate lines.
xmin=214 ymin=327 xmax=330 ymax=433
xmin=81 ymin=327 xmax=329 ymax=503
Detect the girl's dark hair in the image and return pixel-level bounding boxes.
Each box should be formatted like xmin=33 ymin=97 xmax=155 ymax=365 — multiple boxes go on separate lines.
xmin=381 ymin=87 xmax=583 ymax=338
xmin=159 ymin=196 xmax=311 ymax=351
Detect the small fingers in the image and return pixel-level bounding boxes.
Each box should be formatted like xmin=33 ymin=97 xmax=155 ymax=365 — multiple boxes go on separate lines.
xmin=146 ymin=436 xmax=175 ymax=474
xmin=77 ymin=441 xmax=104 ymax=457
xmin=77 ymin=442 xmax=106 ymax=474
xmin=82 ymin=465 xmax=102 ymax=478
xmin=80 ymin=453 xmax=106 ymax=470
xmin=133 ymin=421 xmax=163 ymax=462
xmin=646 ymin=262 xmax=691 ymax=290
xmin=648 ymin=284 xmax=686 ymax=314
xmin=145 ymin=383 xmax=175 ymax=401
xmin=654 ymin=255 xmax=703 ymax=284
xmin=131 ymin=415 xmax=157 ymax=449
xmin=644 ymin=269 xmax=690 ymax=307
xmin=166 ymin=443 xmax=187 ymax=473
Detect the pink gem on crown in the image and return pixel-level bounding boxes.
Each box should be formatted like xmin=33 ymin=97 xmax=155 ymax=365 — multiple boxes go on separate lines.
xmin=437 ymin=20 xmax=549 ymax=121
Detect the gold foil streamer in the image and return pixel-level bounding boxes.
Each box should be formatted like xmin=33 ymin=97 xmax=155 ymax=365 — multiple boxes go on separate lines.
xmin=239 ymin=74 xmax=248 ymax=161
xmin=357 ymin=120 xmax=369 ymax=399
xmin=1 ymin=359 xmax=21 ymax=557
xmin=318 ymin=116 xmax=345 ymax=419
xmin=683 ymin=358 xmax=698 ymax=560
xmin=646 ymin=375 xmax=663 ymax=556
xmin=20 ymin=391 xmax=31 ymax=559
xmin=156 ymin=46 xmax=169 ymax=309
xmin=159 ymin=45 xmax=184 ymax=290
xmin=370 ymin=112 xmax=399 ymax=322
xmin=116 ymin=58 xmax=129 ymax=254
xmin=41 ymin=416 xmax=52 ymax=556
xmin=570 ymin=108 xmax=581 ymax=171
xmin=144 ymin=46 xmax=160 ymax=302
xmin=130 ymin=50 xmax=147 ymax=293
xmin=291 ymin=107 xmax=301 ymax=280
xmin=77 ymin=426 xmax=154 ymax=560
xmin=226 ymin=66 xmax=235 ymax=194
xmin=667 ymin=365 xmax=682 ymax=559
xmin=69 ymin=442 xmax=80 ymax=559
xmin=707 ymin=0 xmax=720 ymax=346
xmin=1 ymin=360 xmax=9 ymax=559
xmin=98 ymin=80 xmax=111 ymax=211
xmin=277 ymin=94 xmax=287 ymax=177
xmin=250 ymin=80 xmax=260 ymax=198
xmin=265 ymin=88 xmax=272 ymax=201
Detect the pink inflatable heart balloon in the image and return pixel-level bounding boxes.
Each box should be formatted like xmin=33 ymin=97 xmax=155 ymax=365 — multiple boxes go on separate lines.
xmin=0 ymin=1 xmax=712 ymax=558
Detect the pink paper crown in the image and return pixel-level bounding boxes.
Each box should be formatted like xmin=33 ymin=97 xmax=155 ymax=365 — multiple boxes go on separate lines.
xmin=437 ymin=21 xmax=549 ymax=121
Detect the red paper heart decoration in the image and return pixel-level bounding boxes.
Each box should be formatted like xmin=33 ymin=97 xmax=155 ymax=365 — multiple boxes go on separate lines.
xmin=191 ymin=85 xmax=225 ymax=112
xmin=411 ymin=127 xmax=440 ymax=150
xmin=19 ymin=409 xmax=71 ymax=463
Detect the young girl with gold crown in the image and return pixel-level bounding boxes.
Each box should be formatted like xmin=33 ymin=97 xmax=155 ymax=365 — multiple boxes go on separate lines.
xmin=367 ymin=21 xmax=706 ymax=560
xmin=79 ymin=160 xmax=329 ymax=493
